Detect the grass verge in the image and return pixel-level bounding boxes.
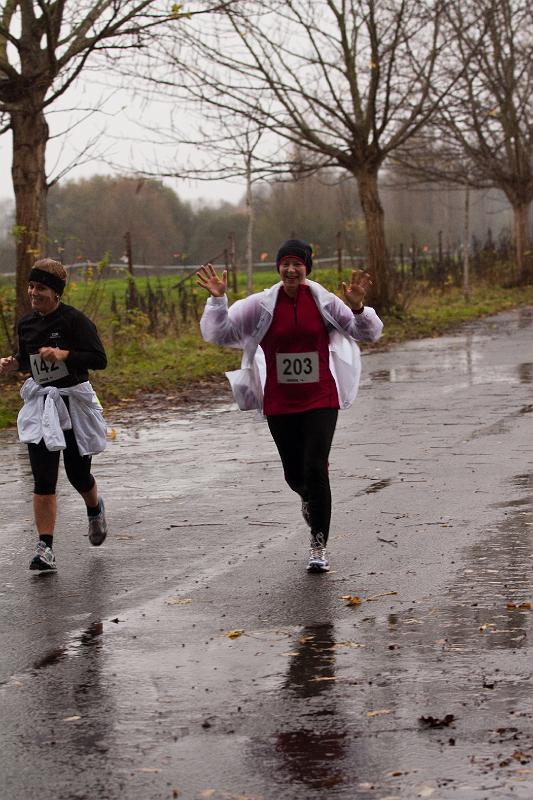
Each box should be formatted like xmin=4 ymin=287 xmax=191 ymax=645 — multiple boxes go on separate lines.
xmin=1 ymin=273 xmax=532 ymax=429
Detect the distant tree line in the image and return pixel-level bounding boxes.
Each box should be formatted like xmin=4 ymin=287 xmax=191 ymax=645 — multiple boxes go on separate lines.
xmin=0 ymin=172 xmax=519 ymax=274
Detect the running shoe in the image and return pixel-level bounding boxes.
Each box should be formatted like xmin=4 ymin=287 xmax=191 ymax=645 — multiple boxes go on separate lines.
xmin=307 ymin=533 xmax=329 ymax=573
xmin=301 ymin=499 xmax=311 ymax=527
xmin=88 ymin=498 xmax=108 ymax=546
xmin=29 ymin=541 xmax=57 ymax=572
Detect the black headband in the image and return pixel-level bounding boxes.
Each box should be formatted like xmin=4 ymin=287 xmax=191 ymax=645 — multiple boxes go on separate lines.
xmin=29 ymin=267 xmax=66 ymax=296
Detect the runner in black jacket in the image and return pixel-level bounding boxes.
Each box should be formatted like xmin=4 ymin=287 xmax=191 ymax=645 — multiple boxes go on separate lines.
xmin=0 ymin=259 xmax=108 ymax=572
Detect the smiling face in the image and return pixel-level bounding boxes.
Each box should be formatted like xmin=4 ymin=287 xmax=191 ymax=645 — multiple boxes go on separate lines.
xmin=27 ymin=281 xmax=59 ymax=316
xmin=279 ymin=257 xmax=307 ymax=297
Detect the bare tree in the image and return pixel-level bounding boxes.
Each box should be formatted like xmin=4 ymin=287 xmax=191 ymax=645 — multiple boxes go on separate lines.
xmin=0 ymin=0 xmax=207 ymax=321
xmin=147 ymin=0 xmax=485 ymax=309
xmin=127 ymin=113 xmax=280 ymax=293
xmin=397 ymin=0 xmax=532 ymax=283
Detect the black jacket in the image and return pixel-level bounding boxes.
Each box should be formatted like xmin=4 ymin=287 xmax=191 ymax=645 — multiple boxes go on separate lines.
xmin=16 ymin=303 xmax=107 ymax=388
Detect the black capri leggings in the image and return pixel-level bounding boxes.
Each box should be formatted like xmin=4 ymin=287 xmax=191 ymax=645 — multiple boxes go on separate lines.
xmin=267 ymin=408 xmax=338 ymax=543
xmin=28 ymin=427 xmax=95 ymax=496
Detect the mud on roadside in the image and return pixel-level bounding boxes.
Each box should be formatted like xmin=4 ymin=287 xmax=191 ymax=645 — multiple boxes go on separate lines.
xmin=104 ymin=374 xmax=234 ymax=425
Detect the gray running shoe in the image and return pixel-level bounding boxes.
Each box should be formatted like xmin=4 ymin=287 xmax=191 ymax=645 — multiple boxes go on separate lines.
xmin=307 ymin=533 xmax=329 ymax=573
xmin=29 ymin=541 xmax=57 ymax=572
xmin=301 ymin=499 xmax=311 ymax=527
xmin=88 ymin=498 xmax=108 ymax=546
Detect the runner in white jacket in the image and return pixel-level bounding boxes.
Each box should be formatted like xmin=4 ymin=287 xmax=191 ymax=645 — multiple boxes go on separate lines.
xmin=198 ymin=239 xmax=383 ymax=572
xmin=0 ymin=258 xmax=108 ymax=572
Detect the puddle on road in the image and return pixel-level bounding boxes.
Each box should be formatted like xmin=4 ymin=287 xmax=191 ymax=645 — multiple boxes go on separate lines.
xmin=370 ymin=361 xmax=533 ymax=386
xmin=242 ymin=472 xmax=533 ymax=798
xmin=33 ymin=621 xmax=103 ymax=671
xmin=274 ymin=624 xmax=348 ymax=790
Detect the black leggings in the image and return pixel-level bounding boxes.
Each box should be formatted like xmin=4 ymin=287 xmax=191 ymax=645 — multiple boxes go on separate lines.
xmin=267 ymin=408 xmax=338 ymax=543
xmin=28 ymin=428 xmax=95 ymax=496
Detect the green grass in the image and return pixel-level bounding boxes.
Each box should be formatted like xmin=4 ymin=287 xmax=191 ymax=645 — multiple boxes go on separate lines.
xmin=1 ymin=269 xmax=532 ymax=429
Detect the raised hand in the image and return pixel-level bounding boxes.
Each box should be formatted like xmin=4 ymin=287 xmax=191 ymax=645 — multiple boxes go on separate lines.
xmin=342 ymin=269 xmax=373 ymax=310
xmin=196 ymin=263 xmax=228 ymax=297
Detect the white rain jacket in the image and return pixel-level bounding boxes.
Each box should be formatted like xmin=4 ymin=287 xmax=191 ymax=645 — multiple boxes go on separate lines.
xmin=200 ymin=279 xmax=383 ymax=413
xmin=17 ymin=378 xmax=107 ymax=456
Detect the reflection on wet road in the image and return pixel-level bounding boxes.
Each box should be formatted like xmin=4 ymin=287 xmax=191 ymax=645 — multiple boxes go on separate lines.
xmin=0 ymin=307 xmax=532 ymax=799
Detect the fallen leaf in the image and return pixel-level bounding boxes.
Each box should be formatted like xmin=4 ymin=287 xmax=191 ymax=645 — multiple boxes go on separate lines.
xmin=367 ymin=708 xmax=392 ymax=717
xmin=226 ymin=629 xmax=244 ymax=639
xmin=342 ymin=595 xmax=363 ymax=606
xmin=165 ymin=597 xmax=193 ymax=605
xmin=419 ymin=714 xmax=455 ymax=728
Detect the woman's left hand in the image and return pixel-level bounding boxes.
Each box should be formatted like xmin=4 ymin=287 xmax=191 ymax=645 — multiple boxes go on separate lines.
xmin=39 ymin=346 xmax=69 ymax=362
xmin=342 ymin=269 xmax=372 ymax=310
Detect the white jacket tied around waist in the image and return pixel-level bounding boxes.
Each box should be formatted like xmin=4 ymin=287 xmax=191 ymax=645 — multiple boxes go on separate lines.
xmin=17 ymin=378 xmax=107 ymax=456
xmin=200 ymin=279 xmax=383 ymax=413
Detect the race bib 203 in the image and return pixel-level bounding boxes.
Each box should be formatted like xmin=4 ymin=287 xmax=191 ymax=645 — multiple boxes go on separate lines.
xmin=276 ymin=352 xmax=319 ymax=384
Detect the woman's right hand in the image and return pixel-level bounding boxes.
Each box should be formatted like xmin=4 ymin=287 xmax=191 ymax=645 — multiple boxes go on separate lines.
xmin=0 ymin=356 xmax=18 ymax=375
xmin=196 ymin=263 xmax=228 ymax=297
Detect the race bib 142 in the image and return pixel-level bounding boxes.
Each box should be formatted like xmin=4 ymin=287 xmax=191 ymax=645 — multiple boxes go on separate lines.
xmin=30 ymin=353 xmax=69 ymax=384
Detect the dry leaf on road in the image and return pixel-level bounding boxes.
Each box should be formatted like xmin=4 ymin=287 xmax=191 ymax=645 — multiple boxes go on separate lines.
xmin=341 ymin=595 xmax=363 ymax=606
xmin=226 ymin=629 xmax=244 ymax=639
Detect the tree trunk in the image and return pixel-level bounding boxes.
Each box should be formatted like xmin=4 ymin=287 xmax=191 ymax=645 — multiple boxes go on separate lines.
xmin=354 ymin=169 xmax=390 ymax=310
xmin=11 ymin=103 xmax=49 ymax=322
xmin=513 ymin=201 xmax=531 ymax=284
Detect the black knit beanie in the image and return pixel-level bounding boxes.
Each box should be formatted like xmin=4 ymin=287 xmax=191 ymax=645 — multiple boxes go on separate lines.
xmin=276 ymin=239 xmax=313 ymax=274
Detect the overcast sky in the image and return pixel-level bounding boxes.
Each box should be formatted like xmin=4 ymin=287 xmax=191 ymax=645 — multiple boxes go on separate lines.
xmin=0 ymin=78 xmax=247 ymax=210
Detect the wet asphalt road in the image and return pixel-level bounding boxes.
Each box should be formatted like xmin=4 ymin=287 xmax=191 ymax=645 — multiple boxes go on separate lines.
xmin=0 ymin=307 xmax=532 ymax=800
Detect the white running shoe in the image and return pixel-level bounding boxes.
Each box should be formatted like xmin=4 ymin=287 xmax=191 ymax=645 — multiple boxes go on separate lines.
xmin=29 ymin=541 xmax=57 ymax=572
xmin=307 ymin=533 xmax=329 ymax=573
xmin=88 ymin=498 xmax=108 ymax=546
